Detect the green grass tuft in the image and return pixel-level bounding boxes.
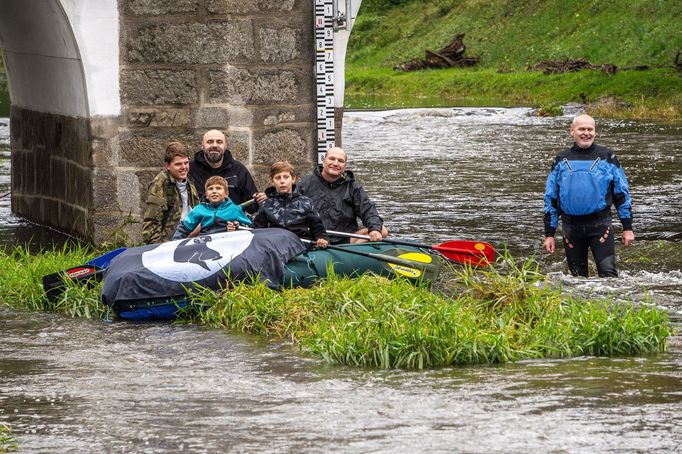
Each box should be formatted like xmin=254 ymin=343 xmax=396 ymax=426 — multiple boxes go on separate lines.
xmin=0 ymin=244 xmax=106 ymax=319
xmin=0 ymin=423 xmax=17 ymax=453
xmin=183 ymin=253 xmax=672 ymax=369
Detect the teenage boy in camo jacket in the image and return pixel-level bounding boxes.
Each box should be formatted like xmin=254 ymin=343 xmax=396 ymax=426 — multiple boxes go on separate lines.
xmin=143 ymin=142 xmax=200 ymax=244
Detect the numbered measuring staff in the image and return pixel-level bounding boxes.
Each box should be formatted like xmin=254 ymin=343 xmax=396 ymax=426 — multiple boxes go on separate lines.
xmin=315 ymin=0 xmax=336 ymax=161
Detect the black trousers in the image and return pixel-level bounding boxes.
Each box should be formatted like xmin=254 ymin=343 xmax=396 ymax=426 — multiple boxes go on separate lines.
xmin=561 ymin=217 xmax=617 ymax=278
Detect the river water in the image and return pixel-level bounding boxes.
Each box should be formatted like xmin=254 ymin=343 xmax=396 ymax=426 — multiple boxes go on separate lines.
xmin=1 ymin=109 xmax=681 ymax=452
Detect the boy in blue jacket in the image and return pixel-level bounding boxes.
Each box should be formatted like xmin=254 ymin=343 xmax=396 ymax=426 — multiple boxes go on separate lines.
xmin=173 ymin=176 xmax=252 ymax=239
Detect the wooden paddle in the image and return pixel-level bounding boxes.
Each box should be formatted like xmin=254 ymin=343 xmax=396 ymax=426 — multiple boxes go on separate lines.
xmin=326 ymin=230 xmax=495 ymax=266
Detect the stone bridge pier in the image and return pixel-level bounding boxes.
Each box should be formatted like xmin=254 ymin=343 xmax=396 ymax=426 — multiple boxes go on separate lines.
xmin=0 ymin=0 xmax=356 ymax=244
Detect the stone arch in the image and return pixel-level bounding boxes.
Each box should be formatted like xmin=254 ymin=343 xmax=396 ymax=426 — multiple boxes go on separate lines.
xmin=0 ymin=0 xmax=119 ymax=238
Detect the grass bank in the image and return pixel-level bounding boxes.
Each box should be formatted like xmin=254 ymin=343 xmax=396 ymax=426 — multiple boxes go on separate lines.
xmin=0 ymin=246 xmax=672 ymax=369
xmin=0 ymin=245 xmax=108 ymax=319
xmin=347 ymin=0 xmax=682 ymax=120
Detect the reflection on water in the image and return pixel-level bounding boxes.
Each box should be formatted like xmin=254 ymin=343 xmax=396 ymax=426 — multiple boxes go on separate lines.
xmin=1 ymin=110 xmax=681 ymax=452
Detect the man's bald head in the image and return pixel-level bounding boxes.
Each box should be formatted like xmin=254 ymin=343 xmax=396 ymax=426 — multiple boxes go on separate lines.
xmin=570 ymin=114 xmax=597 ymax=149
xmin=571 ymin=114 xmax=595 ymax=128
xmin=321 ymin=147 xmax=348 ymax=183
xmin=327 ymin=147 xmax=347 ymax=160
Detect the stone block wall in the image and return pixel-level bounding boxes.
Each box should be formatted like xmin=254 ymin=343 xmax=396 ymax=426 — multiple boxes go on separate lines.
xmin=10 ymin=106 xmax=92 ymax=237
xmin=98 ymin=0 xmax=315 ymax=243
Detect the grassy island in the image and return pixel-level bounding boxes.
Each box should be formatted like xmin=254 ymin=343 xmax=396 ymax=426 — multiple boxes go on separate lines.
xmin=0 ymin=246 xmax=672 ymax=369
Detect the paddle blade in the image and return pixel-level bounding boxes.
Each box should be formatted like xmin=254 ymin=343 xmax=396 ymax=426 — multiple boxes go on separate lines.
xmin=382 ymin=249 xmax=441 ymax=281
xmin=434 ymin=240 xmax=495 ymax=266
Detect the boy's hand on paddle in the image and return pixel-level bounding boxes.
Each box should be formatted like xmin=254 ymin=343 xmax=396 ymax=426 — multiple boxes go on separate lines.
xmin=227 ymin=221 xmax=239 ymax=232
xmin=253 ymin=192 xmax=267 ymax=204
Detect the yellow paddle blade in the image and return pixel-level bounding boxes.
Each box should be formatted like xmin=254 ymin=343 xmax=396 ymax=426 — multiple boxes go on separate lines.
xmin=387 ymin=251 xmax=433 ymax=278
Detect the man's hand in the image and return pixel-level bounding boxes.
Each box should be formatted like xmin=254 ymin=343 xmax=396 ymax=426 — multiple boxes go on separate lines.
xmin=368 ymin=230 xmax=383 ymax=242
xmin=316 ymin=238 xmax=329 ymax=249
xmin=622 ymin=230 xmax=635 ymax=247
xmin=543 ymin=236 xmax=555 ymax=253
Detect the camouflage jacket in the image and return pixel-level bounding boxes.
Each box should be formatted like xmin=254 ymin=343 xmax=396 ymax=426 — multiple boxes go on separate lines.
xmin=142 ymin=170 xmax=200 ymax=244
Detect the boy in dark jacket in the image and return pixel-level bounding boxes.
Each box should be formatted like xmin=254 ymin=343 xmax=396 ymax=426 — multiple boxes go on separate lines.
xmin=253 ymin=161 xmax=329 ymax=249
xmin=173 ymin=176 xmax=252 ymax=239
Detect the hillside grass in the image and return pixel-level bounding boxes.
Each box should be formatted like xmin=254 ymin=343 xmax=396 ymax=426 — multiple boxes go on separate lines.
xmin=346 ymin=0 xmax=682 ymax=120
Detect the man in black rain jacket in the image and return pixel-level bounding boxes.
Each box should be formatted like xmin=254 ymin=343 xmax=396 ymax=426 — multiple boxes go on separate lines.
xmin=189 ymin=129 xmax=265 ymax=214
xmin=298 ymin=147 xmax=387 ymax=244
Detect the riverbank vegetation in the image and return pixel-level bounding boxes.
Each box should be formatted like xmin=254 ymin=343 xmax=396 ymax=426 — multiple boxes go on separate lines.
xmin=0 ymin=246 xmax=672 ymax=369
xmin=347 ymin=0 xmax=682 ymax=120
xmin=0 ymin=245 xmax=107 ymax=319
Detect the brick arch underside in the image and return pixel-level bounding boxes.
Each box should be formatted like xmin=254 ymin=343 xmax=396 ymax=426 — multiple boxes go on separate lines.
xmin=0 ymin=0 xmax=93 ymax=238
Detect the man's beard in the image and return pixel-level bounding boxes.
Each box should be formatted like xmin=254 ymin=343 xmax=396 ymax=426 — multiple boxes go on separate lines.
xmin=205 ymin=149 xmax=223 ymax=164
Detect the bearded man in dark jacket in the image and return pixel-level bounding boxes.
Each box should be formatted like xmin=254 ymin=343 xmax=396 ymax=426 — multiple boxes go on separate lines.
xmin=189 ymin=130 xmax=265 ymax=214
xmin=298 ymin=147 xmax=388 ymax=244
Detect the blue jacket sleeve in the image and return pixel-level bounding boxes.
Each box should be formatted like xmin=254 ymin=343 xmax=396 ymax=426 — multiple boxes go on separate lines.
xmin=233 ymin=206 xmax=253 ymax=226
xmin=543 ymin=162 xmax=560 ymax=237
xmin=612 ymin=164 xmax=633 ymax=230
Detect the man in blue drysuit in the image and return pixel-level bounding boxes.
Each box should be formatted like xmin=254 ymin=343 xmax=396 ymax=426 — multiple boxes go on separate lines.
xmin=543 ymin=114 xmax=635 ymax=277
